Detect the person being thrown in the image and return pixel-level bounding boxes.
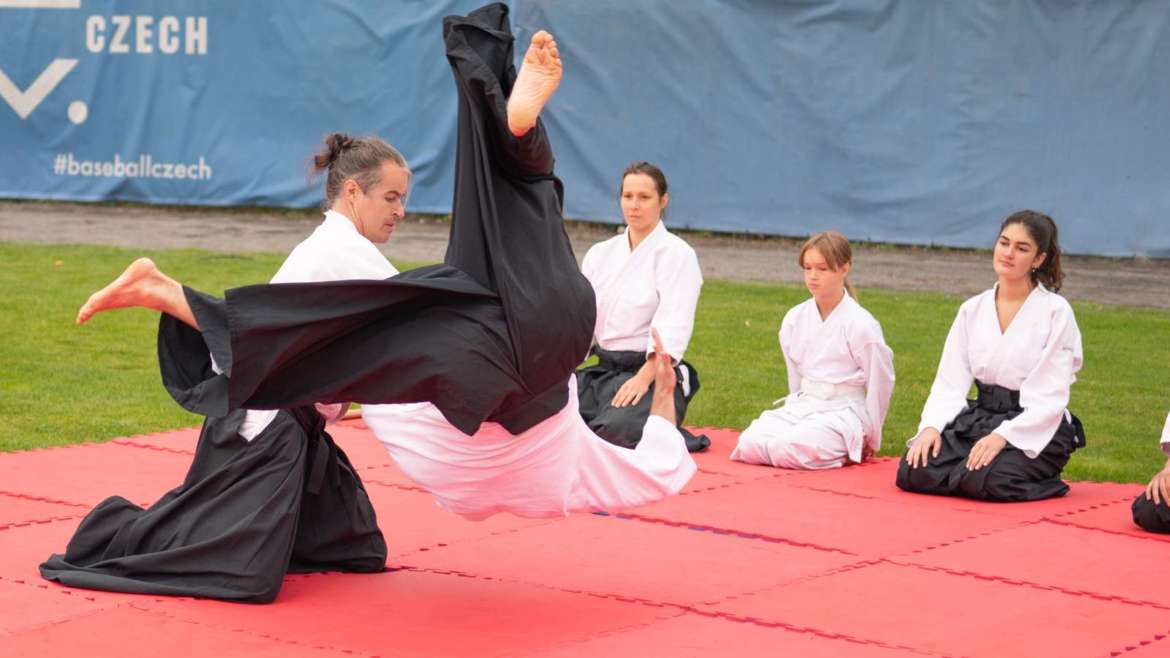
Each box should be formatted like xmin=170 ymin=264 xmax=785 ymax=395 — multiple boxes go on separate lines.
xmin=73 ymin=3 xmax=696 ymax=522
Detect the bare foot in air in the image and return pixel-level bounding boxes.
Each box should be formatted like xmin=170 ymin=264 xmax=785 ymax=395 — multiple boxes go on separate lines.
xmin=77 ymin=257 xmax=175 ymax=325
xmin=507 ymin=30 xmax=562 ymax=136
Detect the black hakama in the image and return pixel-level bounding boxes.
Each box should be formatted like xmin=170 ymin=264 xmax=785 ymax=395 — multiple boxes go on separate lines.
xmin=895 ymin=381 xmax=1085 ymax=501
xmin=1132 ymin=494 xmax=1170 ymax=533
xmin=576 ymin=348 xmax=709 ymax=452
xmin=39 ymin=404 xmax=386 ymax=603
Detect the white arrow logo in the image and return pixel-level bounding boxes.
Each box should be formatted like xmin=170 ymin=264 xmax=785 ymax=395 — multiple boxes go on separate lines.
xmin=0 ymin=58 xmax=78 ymax=120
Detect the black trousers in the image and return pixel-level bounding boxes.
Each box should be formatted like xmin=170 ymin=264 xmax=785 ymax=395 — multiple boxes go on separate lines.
xmin=40 ymin=406 xmax=386 ymax=603
xmin=163 ymin=3 xmax=595 ymax=437
xmin=896 ymin=381 xmax=1085 ymax=502
xmin=576 ymin=348 xmax=709 ymax=452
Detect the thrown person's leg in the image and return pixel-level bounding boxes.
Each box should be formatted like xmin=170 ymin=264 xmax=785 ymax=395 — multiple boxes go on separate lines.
xmin=76 ymin=258 xmax=197 ymax=329
xmin=442 ymin=6 xmax=595 ymax=402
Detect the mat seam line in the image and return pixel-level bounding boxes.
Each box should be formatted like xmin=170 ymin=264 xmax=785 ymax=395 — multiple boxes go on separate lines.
xmin=126 ymin=602 xmax=384 ymax=658
xmin=397 ymin=565 xmax=953 ymax=658
xmin=1041 ymin=517 xmax=1170 ymax=545
xmin=883 ymin=558 xmax=1170 ymax=611
xmin=597 ymin=511 xmax=858 ymax=556
xmin=1102 ymin=628 xmax=1170 ymax=657
xmin=0 ymin=490 xmax=90 ymax=508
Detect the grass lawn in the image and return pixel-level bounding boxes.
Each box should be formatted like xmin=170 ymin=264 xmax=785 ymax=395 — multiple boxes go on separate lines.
xmin=3 ymin=242 xmax=1168 ymax=483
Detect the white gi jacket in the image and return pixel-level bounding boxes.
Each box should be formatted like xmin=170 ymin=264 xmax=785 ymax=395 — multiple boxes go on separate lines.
xmin=581 ymin=221 xmax=703 ymax=364
xmin=912 ymin=284 xmax=1083 ymax=458
xmin=236 ymin=210 xmax=399 ymax=439
xmin=1161 ymin=412 xmax=1170 ymax=456
xmin=731 ymin=293 xmax=894 ymax=468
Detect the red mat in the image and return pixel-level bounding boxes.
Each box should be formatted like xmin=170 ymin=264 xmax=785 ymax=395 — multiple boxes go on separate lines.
xmin=1 ymin=425 xmax=1166 ymax=658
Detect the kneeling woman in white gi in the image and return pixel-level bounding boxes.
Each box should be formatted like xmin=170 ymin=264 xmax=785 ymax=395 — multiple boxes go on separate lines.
xmin=730 ymin=231 xmax=894 ymax=469
xmin=577 ymin=162 xmax=709 ymax=452
xmin=898 ymin=210 xmax=1085 ymax=501
xmin=1132 ymin=411 xmax=1170 ymax=533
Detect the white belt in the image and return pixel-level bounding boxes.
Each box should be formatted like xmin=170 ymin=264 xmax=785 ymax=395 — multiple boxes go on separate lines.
xmin=796 ymin=379 xmax=866 ymax=402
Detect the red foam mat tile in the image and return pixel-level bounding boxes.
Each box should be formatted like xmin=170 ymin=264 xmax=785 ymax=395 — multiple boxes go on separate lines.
xmin=524 ymin=612 xmax=925 ymax=658
xmin=0 ymin=605 xmax=358 ymax=658
xmin=0 ymin=520 xmax=88 ymax=580
xmin=679 ymin=467 xmax=742 ymax=494
xmin=900 ymin=520 xmax=1170 ymax=607
xmin=138 ymin=570 xmax=681 ymax=658
xmin=0 ymin=443 xmax=192 ymax=507
xmin=625 ymin=477 xmax=1024 ymax=557
xmin=1049 ymin=498 xmax=1170 ymax=542
xmin=1109 ymin=634 xmax=1170 ymax=657
xmin=0 ymin=492 xmax=88 ymax=528
xmin=360 ymin=463 xmax=423 ymax=491
xmin=707 ymin=561 xmax=1170 ymax=658
xmin=405 ymin=513 xmax=860 ymax=606
xmin=7 ymin=426 xmax=1166 ymax=657
xmin=111 ymin=427 xmax=200 ymax=453
xmin=362 ymin=483 xmax=554 ymax=561
xmin=327 ymin=420 xmax=398 ymax=469
xmin=0 ymin=519 xmax=151 ymax=605
xmin=687 ymin=428 xmax=799 ymax=481
xmin=0 ymin=577 xmax=119 ymax=638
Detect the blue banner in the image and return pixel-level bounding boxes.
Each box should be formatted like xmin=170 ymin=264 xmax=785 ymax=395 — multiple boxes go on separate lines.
xmin=3 ymin=1 xmax=1169 ymax=257
xmin=0 ymin=0 xmax=486 ymax=213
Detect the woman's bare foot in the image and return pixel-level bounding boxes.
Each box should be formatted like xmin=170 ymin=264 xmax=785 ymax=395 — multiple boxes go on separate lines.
xmin=507 ymin=30 xmax=562 ymax=136
xmin=76 ymin=257 xmax=184 ymax=325
xmin=648 ymin=328 xmax=677 ymax=425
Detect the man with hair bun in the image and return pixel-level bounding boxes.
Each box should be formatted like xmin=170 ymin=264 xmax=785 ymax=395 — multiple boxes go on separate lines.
xmin=41 ymin=132 xmax=411 ymax=602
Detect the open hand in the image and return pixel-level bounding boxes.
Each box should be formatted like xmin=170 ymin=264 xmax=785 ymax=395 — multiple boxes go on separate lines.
xmin=611 ymin=372 xmax=652 ymax=408
xmin=906 ymin=428 xmax=942 ymax=469
xmin=966 ymin=433 xmax=1007 ymax=471
xmin=1146 ymin=467 xmax=1170 ymax=505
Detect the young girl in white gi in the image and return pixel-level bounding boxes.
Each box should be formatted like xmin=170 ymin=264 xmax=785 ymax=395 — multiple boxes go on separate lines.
xmin=577 ymin=162 xmax=708 ymax=452
xmin=730 ymin=231 xmax=894 ymax=469
xmin=897 ymin=210 xmax=1085 ymax=501
xmin=1132 ymin=411 xmax=1170 ymax=532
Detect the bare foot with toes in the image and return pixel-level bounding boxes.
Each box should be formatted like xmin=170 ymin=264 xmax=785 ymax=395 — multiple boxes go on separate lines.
xmin=76 ymin=257 xmax=182 ymax=325
xmin=507 ymin=30 xmax=562 ymax=136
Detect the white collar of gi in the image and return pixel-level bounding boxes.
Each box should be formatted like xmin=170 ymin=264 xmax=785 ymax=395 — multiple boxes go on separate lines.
xmin=623 ymin=219 xmax=667 ymax=254
xmin=323 ymin=209 xmax=364 ymax=238
xmin=991 ymin=280 xmax=1050 ymax=298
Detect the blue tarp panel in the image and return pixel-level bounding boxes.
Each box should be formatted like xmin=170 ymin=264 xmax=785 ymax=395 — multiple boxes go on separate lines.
xmin=3 ymin=1 xmax=1168 ymax=256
